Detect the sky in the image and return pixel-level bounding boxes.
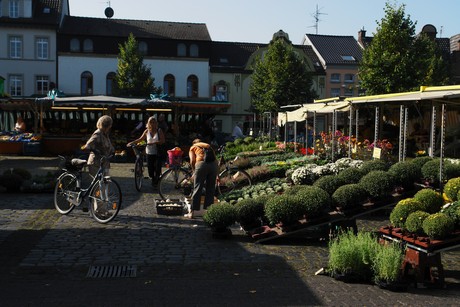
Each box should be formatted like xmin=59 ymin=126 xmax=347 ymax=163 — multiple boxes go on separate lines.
xmin=69 ymin=0 xmax=460 ymax=44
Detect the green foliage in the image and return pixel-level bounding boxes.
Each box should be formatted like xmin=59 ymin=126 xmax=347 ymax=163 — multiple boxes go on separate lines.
xmin=249 ymin=38 xmax=316 ymax=113
xmin=421 ymin=159 xmax=441 ymax=183
xmin=313 ymin=175 xmax=344 ymax=196
xmin=359 ymin=2 xmax=449 ymax=95
xmin=234 ymin=198 xmax=264 ymax=225
xmin=372 ymin=242 xmax=404 ymax=283
xmin=113 ymin=33 xmax=158 ymax=97
xmin=405 ymin=211 xmax=430 ymax=235
xmin=413 ymin=188 xmax=444 ymax=213
xmin=422 ymin=213 xmax=455 ymax=240
xmin=337 ymin=167 xmax=364 ymax=184
xmin=6 ymin=168 xmax=32 ymax=180
xmin=328 ymin=230 xmax=379 ymax=280
xmin=410 ymin=156 xmax=433 ymax=171
xmin=359 ymin=170 xmax=394 ymax=199
xmin=441 ymin=201 xmax=460 ymax=227
xmin=389 ymin=198 xmax=425 ymax=228
xmin=332 ymin=184 xmax=368 ymax=209
xmin=203 ymin=202 xmax=237 ymax=229
xmin=443 ymin=177 xmax=460 ymax=202
xmin=294 ymin=185 xmax=331 ymax=218
xmin=264 ymin=194 xmax=304 ymax=225
xmin=388 ymin=161 xmax=420 ymax=189
xmin=243 ymin=136 xmax=255 ymax=144
xmin=359 ymin=160 xmax=388 ymax=174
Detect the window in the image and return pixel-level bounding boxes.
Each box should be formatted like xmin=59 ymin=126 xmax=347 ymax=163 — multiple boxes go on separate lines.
xmin=190 ymin=44 xmax=199 ymax=57
xmin=215 ymin=82 xmax=227 ymax=101
xmin=70 ymin=38 xmax=80 ymax=52
xmin=138 ymin=41 xmax=148 ymax=55
xmin=177 ymin=43 xmax=186 ymax=56
xmin=163 ymin=74 xmax=175 ymax=97
xmin=187 ymin=75 xmax=198 ymax=98
xmin=330 ymin=88 xmax=340 ymax=97
xmin=36 ymin=75 xmax=49 ymax=95
xmin=9 ymin=0 xmax=19 ymax=18
xmin=344 ymin=74 xmax=354 ymax=83
xmin=9 ymin=74 xmax=22 ymax=96
xmin=9 ymin=36 xmax=22 ymax=58
xmin=341 ymin=55 xmax=355 ymax=61
xmin=0 ymin=1 xmax=2 ymax=16
xmin=83 ymin=39 xmax=93 ymax=52
xmin=36 ymin=37 xmax=49 ymax=60
xmin=81 ymin=71 xmax=93 ymax=95
xmin=330 ymin=73 xmax=340 ymax=83
xmin=344 ymin=88 xmax=354 ymax=97
xmin=106 ymin=72 xmax=116 ymax=95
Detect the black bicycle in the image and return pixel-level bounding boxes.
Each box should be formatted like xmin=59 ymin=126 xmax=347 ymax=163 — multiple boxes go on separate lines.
xmin=128 ymin=143 xmax=147 ymax=191
xmin=158 ymin=145 xmax=251 ymax=200
xmin=54 ymin=153 xmax=122 ymax=223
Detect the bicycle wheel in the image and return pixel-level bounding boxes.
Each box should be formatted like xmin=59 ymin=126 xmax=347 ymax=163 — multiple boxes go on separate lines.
xmin=89 ymin=178 xmax=122 ymax=224
xmin=134 ymin=158 xmax=143 ymax=191
xmin=54 ymin=172 xmax=78 ymax=214
xmin=158 ymin=168 xmax=192 ymax=200
xmin=217 ymin=168 xmax=252 ymax=196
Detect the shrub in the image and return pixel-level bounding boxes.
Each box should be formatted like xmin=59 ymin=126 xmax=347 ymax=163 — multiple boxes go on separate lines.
xmin=203 ymin=202 xmax=237 ymax=229
xmin=372 ymin=242 xmax=404 ymax=283
xmin=443 ymin=177 xmax=460 ymax=202
xmin=264 ymin=194 xmax=304 ymax=225
xmin=283 ymin=184 xmax=310 ymax=196
xmin=388 ymin=161 xmax=420 ymax=189
xmin=405 ymin=211 xmax=430 ymax=235
xmin=337 ymin=167 xmax=364 ymax=184
xmin=332 ymin=184 xmax=368 ymax=209
xmin=359 ymin=160 xmax=389 ymax=174
xmin=440 ymin=201 xmax=460 ymax=227
xmin=389 ymin=198 xmax=425 ymax=228
xmin=234 ymin=198 xmax=264 ymax=225
xmin=446 ymin=162 xmax=460 ymax=180
xmin=359 ymin=170 xmax=394 ymax=199
xmin=294 ymin=186 xmax=331 ymax=218
xmin=421 ymin=159 xmax=441 ymax=183
xmin=410 ymin=156 xmax=432 ymax=171
xmin=243 ymin=136 xmax=255 ymax=144
xmin=328 ymin=230 xmax=379 ymax=281
xmin=313 ymin=175 xmax=344 ymax=196
xmin=422 ymin=213 xmax=455 ymax=240
xmin=8 ymin=168 xmax=32 ymax=180
xmin=0 ymin=172 xmax=24 ymax=192
xmin=413 ymin=188 xmax=444 ymax=213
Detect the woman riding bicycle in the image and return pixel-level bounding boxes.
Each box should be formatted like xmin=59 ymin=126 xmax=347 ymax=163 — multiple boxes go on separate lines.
xmin=127 ymin=116 xmax=165 ymax=186
xmin=186 ymin=138 xmax=218 ymax=218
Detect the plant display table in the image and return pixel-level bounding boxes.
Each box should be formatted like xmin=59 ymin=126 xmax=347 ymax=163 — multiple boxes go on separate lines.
xmin=379 ymin=226 xmax=460 ymax=288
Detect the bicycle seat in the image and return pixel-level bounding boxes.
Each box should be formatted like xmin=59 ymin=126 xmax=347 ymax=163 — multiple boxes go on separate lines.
xmin=71 ymin=158 xmax=87 ymax=168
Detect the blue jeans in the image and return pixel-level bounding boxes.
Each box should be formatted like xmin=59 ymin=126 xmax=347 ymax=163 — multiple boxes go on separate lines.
xmin=191 ymin=160 xmax=218 ymax=210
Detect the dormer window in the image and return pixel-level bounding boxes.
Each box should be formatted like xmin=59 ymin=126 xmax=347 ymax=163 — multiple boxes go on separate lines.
xmin=43 ymin=7 xmax=50 ymax=14
xmin=138 ymin=41 xmax=148 ymax=55
xmin=219 ymin=58 xmax=228 ymax=64
xmin=341 ymin=55 xmax=355 ymax=61
xmin=9 ymin=0 xmax=19 ymax=18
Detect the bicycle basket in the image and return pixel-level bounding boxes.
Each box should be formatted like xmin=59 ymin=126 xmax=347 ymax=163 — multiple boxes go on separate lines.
xmin=167 ymin=148 xmax=183 ymax=166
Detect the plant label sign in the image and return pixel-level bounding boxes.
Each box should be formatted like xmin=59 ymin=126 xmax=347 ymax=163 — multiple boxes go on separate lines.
xmin=373 ymin=147 xmax=382 ymax=159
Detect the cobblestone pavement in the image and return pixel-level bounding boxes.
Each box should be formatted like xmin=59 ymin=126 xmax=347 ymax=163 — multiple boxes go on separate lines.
xmin=0 ymin=156 xmax=459 ymax=306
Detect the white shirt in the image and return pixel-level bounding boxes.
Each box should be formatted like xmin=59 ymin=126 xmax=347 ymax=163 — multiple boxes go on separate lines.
xmin=146 ymin=130 xmax=159 ymax=155
xmin=232 ymin=125 xmax=244 ymax=139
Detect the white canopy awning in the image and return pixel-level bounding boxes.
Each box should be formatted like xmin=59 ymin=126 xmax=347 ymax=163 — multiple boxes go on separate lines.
xmin=278 ymin=101 xmax=350 ymax=125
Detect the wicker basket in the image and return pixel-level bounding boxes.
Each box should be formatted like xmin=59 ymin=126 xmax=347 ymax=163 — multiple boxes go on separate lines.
xmin=155 ymin=199 xmax=186 ymax=216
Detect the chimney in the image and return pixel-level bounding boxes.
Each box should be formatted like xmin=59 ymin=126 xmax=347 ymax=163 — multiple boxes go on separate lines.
xmin=358 ymin=29 xmax=366 ymax=44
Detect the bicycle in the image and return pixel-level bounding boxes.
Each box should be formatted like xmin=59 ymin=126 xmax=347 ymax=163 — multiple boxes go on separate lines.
xmin=128 ymin=143 xmax=147 ymax=191
xmin=158 ymin=145 xmax=252 ymax=200
xmin=54 ymin=153 xmax=122 ymax=224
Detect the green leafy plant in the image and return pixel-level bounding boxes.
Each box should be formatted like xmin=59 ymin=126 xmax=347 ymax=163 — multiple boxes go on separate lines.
xmin=359 ymin=170 xmax=394 ymax=199
xmin=421 ymin=159 xmax=441 ymax=183
xmin=313 ymin=175 xmax=344 ymax=196
xmin=234 ymin=198 xmax=264 ymax=226
xmin=388 ymin=161 xmax=420 ymax=189
xmin=405 ymin=211 xmax=430 ymax=235
xmin=294 ymin=185 xmax=331 ymax=218
xmin=8 ymin=168 xmax=32 ymax=180
xmin=443 ymin=177 xmax=460 ymax=202
xmin=264 ymin=194 xmax=304 ymax=226
xmin=372 ymin=242 xmax=404 ymax=283
xmin=359 ymin=160 xmax=389 ymax=174
xmin=203 ymin=202 xmax=237 ymax=230
xmin=389 ymin=198 xmax=425 ymax=228
xmin=332 ymin=184 xmax=368 ymax=209
xmin=422 ymin=213 xmax=455 ymax=240
xmin=441 ymin=201 xmax=460 ymax=227
xmin=413 ymin=188 xmax=444 ymax=213
xmin=410 ymin=156 xmax=432 ymax=172
xmin=337 ymin=167 xmax=364 ymax=184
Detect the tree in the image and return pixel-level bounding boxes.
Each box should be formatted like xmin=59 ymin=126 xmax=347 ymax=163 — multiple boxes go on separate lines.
xmin=113 ymin=33 xmax=159 ymax=97
xmin=359 ymin=2 xmax=450 ymax=95
xmin=249 ymin=38 xmax=316 ymax=113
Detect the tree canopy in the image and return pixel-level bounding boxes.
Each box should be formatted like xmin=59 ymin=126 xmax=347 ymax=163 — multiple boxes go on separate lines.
xmin=113 ymin=33 xmax=159 ymax=98
xmin=249 ymin=38 xmax=316 ymax=113
xmin=358 ymin=2 xmax=450 ymax=95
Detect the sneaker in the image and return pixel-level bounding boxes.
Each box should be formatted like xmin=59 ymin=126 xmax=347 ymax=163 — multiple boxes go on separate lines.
xmin=82 ymin=207 xmax=89 ymax=213
xmin=183 ymin=211 xmax=194 ymax=219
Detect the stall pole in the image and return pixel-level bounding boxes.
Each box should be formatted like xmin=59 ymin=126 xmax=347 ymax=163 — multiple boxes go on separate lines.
xmin=313 ymin=111 xmax=317 ymax=155
xmin=398 ymin=105 xmax=405 ymax=162
xmin=439 ymin=103 xmax=446 ymax=189
xmin=355 ymin=109 xmax=359 ymax=142
xmin=403 ymin=106 xmax=409 ymax=161
xmin=429 ymin=105 xmax=437 ymax=157
xmin=293 ymin=121 xmax=297 ymax=152
xmin=305 ymin=116 xmax=309 ymax=155
xmin=283 ymin=112 xmax=288 ymax=151
xmin=374 ymin=107 xmax=380 ymax=146
xmin=348 ymin=105 xmax=353 ymax=158
xmin=332 ymin=109 xmax=337 ymax=161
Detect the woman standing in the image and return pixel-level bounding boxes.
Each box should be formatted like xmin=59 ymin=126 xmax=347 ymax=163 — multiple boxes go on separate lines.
xmin=127 ymin=116 xmax=165 ymax=186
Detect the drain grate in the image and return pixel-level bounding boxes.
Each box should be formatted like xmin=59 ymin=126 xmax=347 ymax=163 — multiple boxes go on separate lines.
xmin=86 ymin=265 xmax=137 ymax=278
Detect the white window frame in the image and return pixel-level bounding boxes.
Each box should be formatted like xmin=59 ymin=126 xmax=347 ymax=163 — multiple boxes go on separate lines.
xmin=9 ymin=36 xmax=22 ymax=58
xmin=9 ymin=0 xmax=19 ymax=18
xmin=36 ymin=37 xmax=49 ymax=60
xmin=36 ymin=75 xmax=49 ymax=95
xmin=9 ymin=74 xmax=23 ymax=96
xmin=330 ymin=73 xmax=340 ymax=83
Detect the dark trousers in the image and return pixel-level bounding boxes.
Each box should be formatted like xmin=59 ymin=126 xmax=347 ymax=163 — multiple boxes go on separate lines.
xmin=147 ymin=154 xmax=161 ymax=181
xmin=192 ymin=161 xmax=218 ymax=211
